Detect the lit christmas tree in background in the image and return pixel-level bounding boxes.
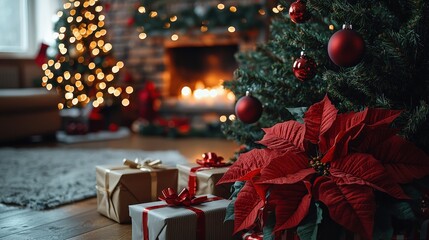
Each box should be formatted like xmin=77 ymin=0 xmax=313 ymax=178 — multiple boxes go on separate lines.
xmin=42 ymin=0 xmax=133 ymax=110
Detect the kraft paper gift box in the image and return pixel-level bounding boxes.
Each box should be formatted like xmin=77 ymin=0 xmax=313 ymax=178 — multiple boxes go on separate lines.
xmin=96 ymin=162 xmax=178 ymax=223
xmin=177 ymin=163 xmax=231 ymax=199
xmin=128 ymin=194 xmax=233 ymax=240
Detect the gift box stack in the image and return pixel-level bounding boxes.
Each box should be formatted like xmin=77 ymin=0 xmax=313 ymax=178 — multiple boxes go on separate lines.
xmin=96 ymin=158 xmax=178 ymax=223
xmin=95 ymin=152 xmax=235 ymax=240
xmin=129 ymin=188 xmax=233 ymax=240
xmin=177 ymin=152 xmax=232 ymax=199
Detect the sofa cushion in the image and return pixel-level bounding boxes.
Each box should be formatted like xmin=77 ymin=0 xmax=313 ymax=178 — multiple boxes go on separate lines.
xmin=0 ymin=88 xmax=60 ymax=112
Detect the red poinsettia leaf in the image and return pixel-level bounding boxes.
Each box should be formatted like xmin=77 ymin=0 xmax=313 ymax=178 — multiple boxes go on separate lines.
xmin=351 ymin=125 xmax=398 ymax=153
xmin=370 ymin=135 xmax=429 ymax=183
xmin=330 ymin=153 xmax=408 ymax=200
xmin=257 ymin=150 xmax=314 ymax=183
xmin=304 ymin=95 xmax=338 ymax=144
xmin=315 ymin=178 xmax=375 ymax=240
xmin=258 ymin=121 xmax=305 ymax=152
xmin=258 ymin=168 xmax=316 ymax=185
xmin=359 ymin=108 xmax=402 ymax=127
xmin=319 ymin=112 xmax=355 ymax=153
xmin=319 ymin=108 xmax=401 ymax=153
xmin=218 ymin=148 xmax=278 ymax=185
xmin=268 ymin=181 xmax=312 ymax=232
xmin=321 ymin=124 xmax=365 ymax=163
xmin=238 ymin=168 xmax=262 ymax=181
xmin=234 ymin=182 xmax=266 ymax=234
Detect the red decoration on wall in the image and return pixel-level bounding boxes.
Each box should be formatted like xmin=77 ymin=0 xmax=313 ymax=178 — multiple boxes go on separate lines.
xmin=35 ymin=43 xmax=49 ymax=67
xmin=328 ymin=24 xmax=365 ymax=67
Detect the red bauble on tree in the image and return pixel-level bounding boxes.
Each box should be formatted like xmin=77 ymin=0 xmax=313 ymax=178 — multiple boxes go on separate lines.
xmin=235 ymin=91 xmax=263 ymax=124
xmin=293 ymin=51 xmax=317 ymax=81
xmin=289 ymin=0 xmax=310 ymax=23
xmin=328 ymin=24 xmax=365 ymax=67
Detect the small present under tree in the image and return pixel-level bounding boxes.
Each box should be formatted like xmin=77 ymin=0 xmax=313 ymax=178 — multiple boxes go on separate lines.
xmin=41 ymin=0 xmax=132 ymax=110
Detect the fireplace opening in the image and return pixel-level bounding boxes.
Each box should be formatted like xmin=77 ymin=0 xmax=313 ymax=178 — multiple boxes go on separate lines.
xmin=166 ymin=44 xmax=239 ymax=98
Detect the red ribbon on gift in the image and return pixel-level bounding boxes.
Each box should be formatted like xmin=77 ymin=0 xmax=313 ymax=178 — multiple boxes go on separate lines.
xmin=158 ymin=187 xmax=208 ymax=207
xmin=189 ymin=152 xmax=229 ymax=196
xmin=243 ymin=232 xmax=264 ymax=240
xmin=142 ymin=188 xmax=222 ymax=240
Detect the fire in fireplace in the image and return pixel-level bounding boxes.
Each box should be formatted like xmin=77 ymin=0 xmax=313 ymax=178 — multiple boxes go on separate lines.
xmin=163 ymin=44 xmax=238 ymax=110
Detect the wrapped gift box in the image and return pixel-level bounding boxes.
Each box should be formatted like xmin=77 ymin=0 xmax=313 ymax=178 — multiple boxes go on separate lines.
xmin=177 ymin=163 xmax=231 ymax=199
xmin=129 ymin=195 xmax=233 ymax=240
xmin=96 ymin=164 xmax=178 ymax=223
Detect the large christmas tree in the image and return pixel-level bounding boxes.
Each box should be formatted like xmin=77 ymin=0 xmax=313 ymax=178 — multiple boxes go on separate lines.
xmin=220 ymin=0 xmax=429 ymax=239
xmin=41 ymin=0 xmax=132 ymax=110
xmin=223 ymin=0 xmax=429 ymax=152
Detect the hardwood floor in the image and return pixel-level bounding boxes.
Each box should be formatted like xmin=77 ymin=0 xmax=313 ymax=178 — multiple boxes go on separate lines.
xmin=0 ymin=133 xmax=239 ymax=240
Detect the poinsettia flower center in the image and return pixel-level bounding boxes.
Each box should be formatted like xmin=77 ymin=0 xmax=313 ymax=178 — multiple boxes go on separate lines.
xmin=309 ymin=156 xmax=330 ymax=176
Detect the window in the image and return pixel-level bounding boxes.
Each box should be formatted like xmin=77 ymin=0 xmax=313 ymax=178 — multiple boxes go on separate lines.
xmin=0 ymin=0 xmax=31 ymax=54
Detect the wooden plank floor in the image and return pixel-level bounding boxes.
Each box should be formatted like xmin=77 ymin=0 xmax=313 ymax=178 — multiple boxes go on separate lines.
xmin=0 ymin=133 xmax=239 ymax=240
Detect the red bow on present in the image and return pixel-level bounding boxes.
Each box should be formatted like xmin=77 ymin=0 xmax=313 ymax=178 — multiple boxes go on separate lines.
xmin=196 ymin=152 xmax=229 ymax=167
xmin=158 ymin=188 xmax=208 ymax=207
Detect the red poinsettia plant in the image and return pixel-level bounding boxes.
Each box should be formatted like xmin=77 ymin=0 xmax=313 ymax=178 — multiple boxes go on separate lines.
xmin=218 ymin=96 xmax=429 ymax=239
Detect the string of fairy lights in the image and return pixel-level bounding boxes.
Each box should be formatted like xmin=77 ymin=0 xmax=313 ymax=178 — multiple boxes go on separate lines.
xmin=42 ymin=0 xmax=132 ymax=110
xmin=133 ymin=1 xmax=285 ymax=41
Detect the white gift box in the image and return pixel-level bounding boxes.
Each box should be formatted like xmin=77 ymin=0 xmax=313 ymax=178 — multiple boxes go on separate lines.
xmin=129 ymin=195 xmax=233 ymax=240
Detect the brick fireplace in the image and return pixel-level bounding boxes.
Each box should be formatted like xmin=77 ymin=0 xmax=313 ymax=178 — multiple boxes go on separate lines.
xmin=103 ymin=0 xmax=266 ymax=124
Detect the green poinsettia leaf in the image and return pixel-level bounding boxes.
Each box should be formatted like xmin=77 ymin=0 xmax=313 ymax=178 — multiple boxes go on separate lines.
xmin=263 ymin=210 xmax=276 ymax=240
xmin=296 ymin=202 xmax=323 ymax=240
xmin=231 ymin=181 xmax=245 ymax=199
xmin=389 ymin=201 xmax=416 ymax=220
xmin=225 ymin=198 xmax=236 ymax=222
xmin=224 ymin=181 xmax=246 ymax=222
xmin=373 ymin=203 xmax=394 ymax=240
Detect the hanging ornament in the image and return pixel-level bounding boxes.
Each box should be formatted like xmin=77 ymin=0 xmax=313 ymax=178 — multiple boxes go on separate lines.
xmin=327 ymin=24 xmax=365 ymax=67
xmin=293 ymin=50 xmax=317 ymax=81
xmin=235 ymin=91 xmax=263 ymax=124
xmin=289 ymin=0 xmax=310 ymax=23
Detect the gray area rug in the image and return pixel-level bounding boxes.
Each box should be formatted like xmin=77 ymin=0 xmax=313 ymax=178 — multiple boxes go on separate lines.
xmin=0 ymin=148 xmax=187 ymax=210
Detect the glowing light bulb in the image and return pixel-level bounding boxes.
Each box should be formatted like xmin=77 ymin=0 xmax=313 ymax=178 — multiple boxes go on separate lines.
xmin=138 ymin=6 xmax=146 ymax=13
xmin=171 ymin=34 xmax=179 ymax=41
xmin=219 ymin=115 xmax=227 ymax=122
xmin=122 ymin=99 xmax=130 ymax=106
xmin=126 ymin=86 xmax=134 ymax=94
xmin=139 ymin=32 xmax=147 ymax=39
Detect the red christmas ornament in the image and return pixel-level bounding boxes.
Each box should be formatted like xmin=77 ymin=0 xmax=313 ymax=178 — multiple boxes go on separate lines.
xmin=235 ymin=91 xmax=263 ymax=124
xmin=328 ymin=24 xmax=365 ymax=67
xmin=289 ymin=0 xmax=310 ymax=23
xmin=127 ymin=17 xmax=135 ymax=27
xmin=293 ymin=51 xmax=317 ymax=81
